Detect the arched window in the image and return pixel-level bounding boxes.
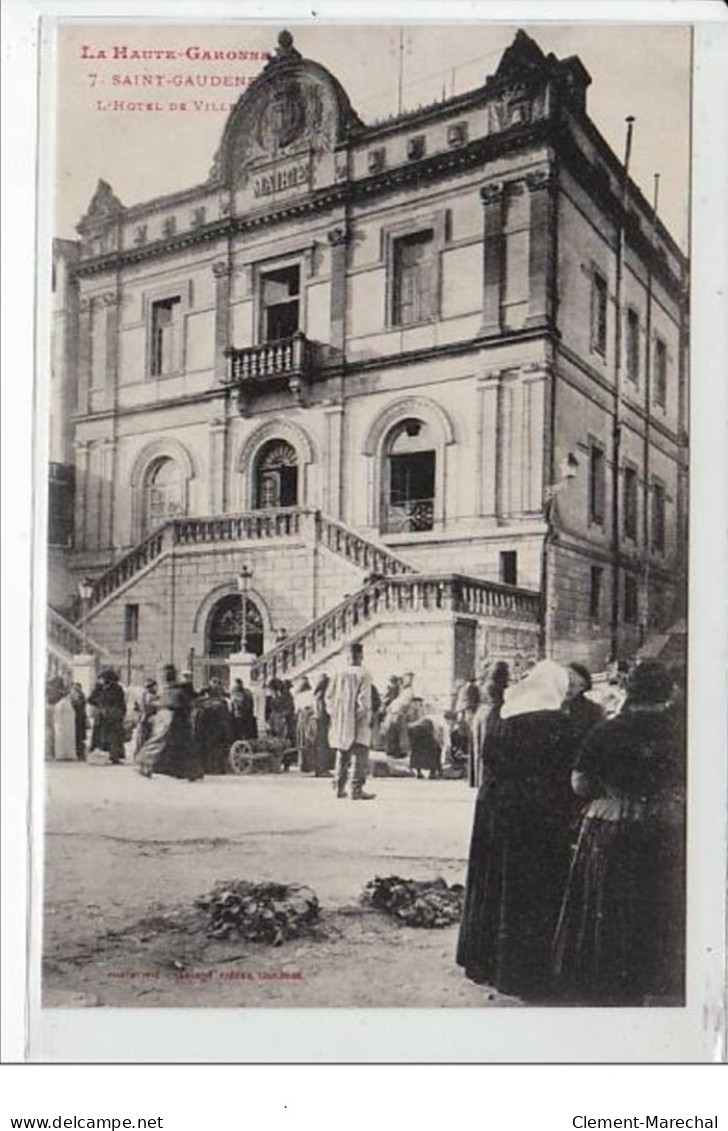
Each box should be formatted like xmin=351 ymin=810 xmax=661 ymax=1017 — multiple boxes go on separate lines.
xmin=143 ymin=457 xmax=184 ymax=534
xmin=383 ymin=419 xmax=436 ymax=533
xmin=206 ymin=593 xmax=264 ymax=658
xmin=254 ymin=439 xmax=298 ymax=509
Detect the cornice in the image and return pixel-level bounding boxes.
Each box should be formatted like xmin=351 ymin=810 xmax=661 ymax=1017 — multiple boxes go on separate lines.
xmin=73 ymin=121 xmax=551 ymax=278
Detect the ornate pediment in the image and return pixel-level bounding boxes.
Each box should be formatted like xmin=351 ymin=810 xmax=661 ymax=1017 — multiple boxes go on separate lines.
xmin=490 ymin=30 xmax=551 ymax=89
xmin=77 ymin=179 xmax=125 ymax=234
xmin=212 ymin=30 xmax=363 ymax=188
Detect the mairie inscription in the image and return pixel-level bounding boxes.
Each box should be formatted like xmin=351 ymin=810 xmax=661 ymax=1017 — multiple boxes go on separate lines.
xmin=253 ymin=159 xmax=311 ymax=199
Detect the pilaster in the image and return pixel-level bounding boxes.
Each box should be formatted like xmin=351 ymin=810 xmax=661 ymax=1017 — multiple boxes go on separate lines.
xmin=73 ymin=440 xmax=90 ymax=550
xmin=208 ymin=417 xmax=228 ymax=514
xmin=77 ymin=298 xmax=93 ymax=415
xmin=212 ymin=260 xmax=233 ymax=383
xmin=525 ymin=168 xmax=556 ymax=329
xmin=480 ymin=182 xmax=506 ymax=337
xmin=323 ymin=403 xmax=344 ymax=519
xmin=475 ymin=370 xmax=502 ymax=518
xmin=327 ymin=227 xmax=349 ymax=353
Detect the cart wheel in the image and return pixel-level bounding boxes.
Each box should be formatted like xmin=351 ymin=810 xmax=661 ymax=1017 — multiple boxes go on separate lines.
xmin=228 ymin=740 xmax=253 ymax=775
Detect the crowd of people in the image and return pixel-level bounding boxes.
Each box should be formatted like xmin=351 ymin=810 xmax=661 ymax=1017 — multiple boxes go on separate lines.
xmin=46 ymin=642 xmax=685 ymax=1006
xmin=455 ymin=656 xmax=686 ymax=1007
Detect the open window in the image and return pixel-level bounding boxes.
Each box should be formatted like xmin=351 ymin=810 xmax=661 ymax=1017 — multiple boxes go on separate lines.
xmin=260 ymin=264 xmax=300 ymax=343
xmin=383 ymin=419 xmax=436 ymax=533
xmin=150 ymin=296 xmax=182 ymax=376
xmin=254 ymin=439 xmax=299 ymax=509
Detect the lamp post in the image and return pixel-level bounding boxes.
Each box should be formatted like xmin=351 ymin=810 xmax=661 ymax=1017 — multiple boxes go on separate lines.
xmin=539 ymin=454 xmax=579 ymax=658
xmin=236 ymin=563 xmax=254 ymax=656
xmin=78 ymin=576 xmax=94 ymax=654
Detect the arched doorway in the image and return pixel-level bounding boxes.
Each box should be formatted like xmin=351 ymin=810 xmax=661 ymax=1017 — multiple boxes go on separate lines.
xmin=254 ymin=439 xmax=298 ymax=509
xmin=205 ymin=593 xmax=264 ymax=658
xmin=143 ymin=456 xmax=184 ymax=535
xmin=382 ymin=418 xmax=436 ymax=532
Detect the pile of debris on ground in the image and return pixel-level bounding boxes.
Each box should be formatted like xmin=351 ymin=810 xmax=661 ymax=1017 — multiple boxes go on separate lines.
xmin=195 ymin=880 xmax=320 ymax=946
xmin=362 ymin=875 xmax=464 ymax=928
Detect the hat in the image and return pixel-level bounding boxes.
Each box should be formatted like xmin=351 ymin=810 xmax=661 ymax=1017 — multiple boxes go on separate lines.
xmin=625 ymin=660 xmax=673 ymax=706
xmin=568 ymin=662 xmax=593 ymax=691
xmin=501 ymin=661 xmax=569 ymax=720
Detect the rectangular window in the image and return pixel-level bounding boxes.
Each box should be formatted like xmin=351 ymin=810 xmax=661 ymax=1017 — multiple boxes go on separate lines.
xmin=589 ymin=444 xmax=606 ymax=525
xmin=591 ymin=271 xmax=608 ymax=356
xmin=654 ymin=337 xmax=667 ymax=407
xmin=589 ymin=566 xmax=603 ymax=621
xmin=150 ymin=296 xmax=182 ymax=376
xmin=623 ymin=575 xmax=638 ymax=623
xmin=623 ymin=466 xmax=638 ymax=541
xmin=651 ymin=482 xmax=666 ymax=553
xmin=500 ymin=551 xmax=518 ymax=586
xmin=124 ymin=604 xmax=139 ymax=643
xmin=261 ymin=264 xmax=300 ymax=343
xmin=626 ymin=307 xmax=640 ymax=384
xmin=392 ymin=230 xmax=435 ymax=327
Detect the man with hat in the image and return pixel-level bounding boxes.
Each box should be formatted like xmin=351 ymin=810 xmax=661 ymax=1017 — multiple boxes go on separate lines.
xmin=326 ymin=642 xmax=376 ymax=800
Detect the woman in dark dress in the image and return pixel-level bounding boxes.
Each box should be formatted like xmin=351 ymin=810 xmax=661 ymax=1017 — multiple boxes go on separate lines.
xmin=88 ymin=669 xmax=127 ymax=764
xmin=470 ymin=662 xmax=510 ymax=790
xmin=230 ymin=678 xmax=258 ymax=741
xmin=552 ymin=660 xmax=686 ymax=1005
xmin=456 ymin=661 xmax=578 ymax=999
xmin=69 ymin=682 xmax=88 ymax=760
xmin=408 ymin=716 xmax=443 ymax=779
xmin=312 ymin=673 xmax=334 ymax=777
xmin=192 ymin=682 xmax=232 ymax=774
xmin=138 ymin=664 xmax=203 ymax=781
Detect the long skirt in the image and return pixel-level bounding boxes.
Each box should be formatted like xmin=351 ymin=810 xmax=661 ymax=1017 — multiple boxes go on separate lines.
xmin=552 ymin=814 xmax=686 ymax=1004
xmin=92 ymin=707 xmax=126 ymax=762
xmin=313 ymin=715 xmax=334 ymax=776
xmin=408 ymin=722 xmax=441 ymax=776
xmin=297 ymin=708 xmax=317 ymax=773
xmin=53 ymin=698 xmax=77 ymax=761
xmin=456 ymin=793 xmax=572 ymax=998
xmin=138 ymin=709 xmax=202 ymax=780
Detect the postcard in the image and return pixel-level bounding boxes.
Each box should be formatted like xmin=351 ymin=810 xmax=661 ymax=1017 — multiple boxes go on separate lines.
xmin=4 ymin=1 xmax=726 ymax=1063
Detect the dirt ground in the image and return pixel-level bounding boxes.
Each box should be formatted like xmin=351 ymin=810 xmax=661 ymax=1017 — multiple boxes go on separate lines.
xmin=42 ymin=757 xmax=520 ymax=1009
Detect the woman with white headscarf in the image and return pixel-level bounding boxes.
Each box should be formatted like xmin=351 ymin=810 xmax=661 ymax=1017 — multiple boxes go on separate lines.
xmin=456 ymin=660 xmax=580 ymax=1000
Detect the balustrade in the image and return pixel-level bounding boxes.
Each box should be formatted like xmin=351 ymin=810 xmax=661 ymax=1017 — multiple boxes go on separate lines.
xmin=251 ymin=572 xmax=539 ymax=685
xmin=227 ymin=333 xmax=311 ymax=384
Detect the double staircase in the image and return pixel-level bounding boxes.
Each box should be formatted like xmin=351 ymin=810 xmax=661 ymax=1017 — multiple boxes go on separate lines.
xmin=70 ymin=507 xmax=540 ymax=691
xmin=83 ymin=508 xmax=413 ymax=615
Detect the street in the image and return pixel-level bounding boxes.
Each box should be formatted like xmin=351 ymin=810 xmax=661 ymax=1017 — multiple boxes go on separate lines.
xmin=42 ymin=759 xmax=519 ymax=1008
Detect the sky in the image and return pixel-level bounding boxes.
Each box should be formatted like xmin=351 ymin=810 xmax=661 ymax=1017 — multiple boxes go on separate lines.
xmin=52 ymin=21 xmax=691 ymax=248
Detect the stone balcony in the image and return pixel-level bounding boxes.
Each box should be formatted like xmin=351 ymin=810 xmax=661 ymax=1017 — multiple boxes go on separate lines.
xmin=224 ymin=332 xmax=314 ymax=413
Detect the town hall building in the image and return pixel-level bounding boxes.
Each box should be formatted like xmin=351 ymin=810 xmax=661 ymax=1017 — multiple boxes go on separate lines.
xmin=48 ymin=29 xmax=689 ymax=704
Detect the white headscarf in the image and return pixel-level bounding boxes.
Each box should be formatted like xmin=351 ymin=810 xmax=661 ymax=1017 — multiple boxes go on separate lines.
xmin=500 ymin=660 xmax=569 ymax=720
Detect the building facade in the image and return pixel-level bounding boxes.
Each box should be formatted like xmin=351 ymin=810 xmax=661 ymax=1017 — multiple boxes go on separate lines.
xmin=49 ymin=29 xmax=689 ymax=700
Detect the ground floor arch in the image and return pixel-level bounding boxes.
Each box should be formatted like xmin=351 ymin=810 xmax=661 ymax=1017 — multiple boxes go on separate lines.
xmin=205 ymin=592 xmax=265 ymax=658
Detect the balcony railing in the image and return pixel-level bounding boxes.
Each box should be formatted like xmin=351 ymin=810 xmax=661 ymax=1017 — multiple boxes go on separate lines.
xmin=382 ymin=497 xmax=435 ymax=534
